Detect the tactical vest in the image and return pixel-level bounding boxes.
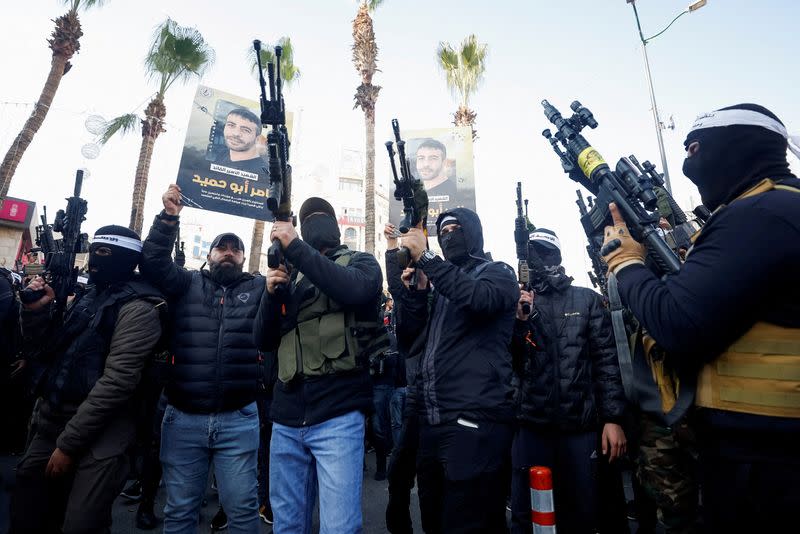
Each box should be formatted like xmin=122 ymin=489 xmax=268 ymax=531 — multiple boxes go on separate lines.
xmin=277 ymin=247 xmax=388 ymax=384
xmin=42 ymin=281 xmax=165 ymax=409
xmin=694 ymin=179 xmax=800 ymax=418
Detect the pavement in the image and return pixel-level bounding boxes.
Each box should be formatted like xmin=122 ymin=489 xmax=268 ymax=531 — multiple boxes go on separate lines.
xmin=0 ymin=451 xmax=652 ymax=533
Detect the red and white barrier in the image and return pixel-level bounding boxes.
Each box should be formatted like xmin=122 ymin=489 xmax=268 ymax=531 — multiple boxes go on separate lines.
xmin=530 ymin=466 xmax=556 ymax=533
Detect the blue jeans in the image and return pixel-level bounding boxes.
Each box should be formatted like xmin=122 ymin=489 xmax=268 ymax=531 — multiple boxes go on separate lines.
xmin=389 ymin=387 xmax=406 ymax=448
xmin=270 ymin=410 xmax=365 ymax=534
xmin=160 ymin=402 xmax=260 ymax=534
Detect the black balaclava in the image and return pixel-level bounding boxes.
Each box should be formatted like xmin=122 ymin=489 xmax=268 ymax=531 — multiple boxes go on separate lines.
xmin=437 ymin=214 xmax=470 ymax=265
xmin=88 ymin=225 xmax=142 ymax=288
xmin=682 ymin=103 xmax=793 ymax=211
xmin=301 ymin=213 xmax=341 ymax=252
xmin=528 ymin=228 xmax=572 ymax=293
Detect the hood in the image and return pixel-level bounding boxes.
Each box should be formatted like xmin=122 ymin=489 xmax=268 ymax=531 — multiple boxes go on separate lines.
xmin=436 ymin=207 xmax=486 ymax=263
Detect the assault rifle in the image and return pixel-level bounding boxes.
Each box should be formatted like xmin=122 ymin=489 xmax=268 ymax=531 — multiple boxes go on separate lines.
xmin=575 ymin=190 xmax=608 ymax=294
xmin=514 ymin=182 xmax=532 ymax=315
xmin=20 ymin=170 xmax=89 ymax=324
xmin=541 ymin=99 xmax=681 ymax=276
xmin=254 ymin=40 xmax=293 ymax=272
xmin=626 ymin=155 xmax=701 ymax=252
xmin=386 ymin=119 xmax=427 ymax=283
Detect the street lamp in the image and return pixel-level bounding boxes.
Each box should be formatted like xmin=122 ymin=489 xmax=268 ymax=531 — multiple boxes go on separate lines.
xmin=627 ymin=0 xmax=707 ymax=193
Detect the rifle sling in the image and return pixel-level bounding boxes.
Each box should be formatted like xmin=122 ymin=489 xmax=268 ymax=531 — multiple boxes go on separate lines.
xmin=608 ymin=273 xmax=637 ymax=404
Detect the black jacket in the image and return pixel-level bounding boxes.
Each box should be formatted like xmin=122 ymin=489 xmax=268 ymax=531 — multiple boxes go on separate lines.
xmin=510 ymin=274 xmax=625 ymax=431
xmin=385 ymin=248 xmax=422 ymax=417
xmin=254 ymin=239 xmax=382 ymax=427
xmin=618 ymin=176 xmax=800 ymax=434
xmin=395 ymin=208 xmax=519 ymax=426
xmin=140 ymin=216 xmax=264 ymax=414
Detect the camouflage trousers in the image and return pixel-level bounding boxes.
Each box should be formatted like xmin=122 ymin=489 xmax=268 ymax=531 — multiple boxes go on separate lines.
xmin=636 ymin=411 xmax=700 ymax=534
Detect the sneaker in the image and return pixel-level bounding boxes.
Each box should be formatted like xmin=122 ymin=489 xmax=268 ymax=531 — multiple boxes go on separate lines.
xmin=120 ymin=480 xmax=142 ymax=501
xmin=259 ymin=504 xmax=274 ymax=525
xmin=626 ymin=499 xmax=638 ymax=522
xmin=210 ymin=506 xmax=228 ymax=530
xmin=506 ymin=497 xmax=512 ymax=512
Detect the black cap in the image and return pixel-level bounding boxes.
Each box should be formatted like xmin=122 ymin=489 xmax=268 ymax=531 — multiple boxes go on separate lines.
xmin=209 ymin=232 xmax=245 ymax=253
xmin=299 ymin=197 xmax=337 ymax=225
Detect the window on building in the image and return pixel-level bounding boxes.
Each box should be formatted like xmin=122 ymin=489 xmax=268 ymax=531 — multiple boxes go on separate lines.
xmin=339 ymin=177 xmax=363 ymax=192
xmin=343 ymin=227 xmax=358 ymax=249
xmin=194 ymin=235 xmax=201 ymax=243
xmin=193 ymin=246 xmax=200 ymax=257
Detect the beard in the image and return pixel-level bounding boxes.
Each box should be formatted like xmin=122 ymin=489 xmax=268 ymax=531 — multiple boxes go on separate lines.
xmin=208 ymin=258 xmax=244 ymax=285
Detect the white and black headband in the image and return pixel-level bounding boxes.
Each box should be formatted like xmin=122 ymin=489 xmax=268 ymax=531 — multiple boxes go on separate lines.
xmin=92 ymin=233 xmax=143 ymax=252
xmin=688 ymin=109 xmax=800 ymax=160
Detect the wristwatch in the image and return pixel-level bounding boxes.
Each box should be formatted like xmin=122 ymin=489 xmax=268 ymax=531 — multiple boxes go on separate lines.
xmin=416 ymin=249 xmax=438 ymax=269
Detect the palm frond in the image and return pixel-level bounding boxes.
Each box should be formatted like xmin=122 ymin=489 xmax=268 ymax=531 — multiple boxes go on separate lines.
xmin=366 ymin=0 xmax=385 ymax=12
xmin=436 ymin=34 xmax=488 ymax=108
xmin=145 ymin=18 xmax=215 ymax=96
xmin=248 ymin=36 xmax=301 ymax=88
xmin=98 ymin=113 xmax=140 ymax=145
xmin=66 ymin=0 xmax=108 ymax=12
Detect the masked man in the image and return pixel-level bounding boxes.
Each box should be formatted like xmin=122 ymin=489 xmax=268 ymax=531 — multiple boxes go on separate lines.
xmin=600 ymin=103 xmax=800 ymax=533
xmin=11 ymin=226 xmax=165 ymax=534
xmin=509 ymin=228 xmax=626 ymax=534
xmin=395 ymin=208 xmax=519 ymax=533
xmin=255 ymin=197 xmax=384 ymax=533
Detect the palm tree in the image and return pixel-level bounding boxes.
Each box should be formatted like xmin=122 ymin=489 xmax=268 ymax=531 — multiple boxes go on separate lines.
xmin=246 ymin=37 xmax=300 ymax=273
xmin=0 ymin=0 xmax=107 ymax=199
xmin=352 ymin=0 xmax=383 ymax=256
xmin=101 ymin=18 xmax=214 ymax=235
xmin=436 ymin=34 xmax=488 ymax=140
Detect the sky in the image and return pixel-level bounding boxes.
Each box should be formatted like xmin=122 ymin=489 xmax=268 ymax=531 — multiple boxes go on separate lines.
xmin=2 ymin=0 xmax=799 ymax=286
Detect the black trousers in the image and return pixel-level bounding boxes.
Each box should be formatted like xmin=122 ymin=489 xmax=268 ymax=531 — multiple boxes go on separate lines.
xmin=510 ymin=427 xmax=598 ymax=534
xmin=417 ymin=419 xmax=512 ymax=534
xmin=10 ymin=428 xmax=129 ymax=534
xmin=386 ymin=413 xmax=419 ymax=533
xmin=697 ymin=417 xmax=800 ymax=533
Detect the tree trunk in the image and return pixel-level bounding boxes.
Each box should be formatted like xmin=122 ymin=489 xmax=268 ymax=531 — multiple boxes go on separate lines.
xmin=0 ymin=53 xmax=69 ymax=198
xmin=364 ymin=107 xmax=376 ymax=256
xmin=129 ymin=96 xmax=165 ymax=236
xmin=129 ymin=130 xmax=158 ymax=235
xmin=249 ymin=219 xmax=265 ymax=273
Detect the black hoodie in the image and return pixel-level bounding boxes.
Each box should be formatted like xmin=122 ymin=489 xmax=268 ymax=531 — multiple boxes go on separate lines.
xmin=395 ymin=207 xmax=519 ymax=425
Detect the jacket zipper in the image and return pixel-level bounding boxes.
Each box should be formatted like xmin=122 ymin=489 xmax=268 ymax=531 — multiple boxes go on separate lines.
xmin=216 ymin=287 xmax=227 ymax=412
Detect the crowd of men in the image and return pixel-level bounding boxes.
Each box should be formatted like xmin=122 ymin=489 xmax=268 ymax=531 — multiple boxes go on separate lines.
xmin=0 ymin=101 xmax=798 ymax=534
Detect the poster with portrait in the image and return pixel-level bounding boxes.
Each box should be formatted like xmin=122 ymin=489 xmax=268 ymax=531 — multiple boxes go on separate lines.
xmin=176 ymin=85 xmax=292 ymax=221
xmin=388 ymin=126 xmax=475 ymax=236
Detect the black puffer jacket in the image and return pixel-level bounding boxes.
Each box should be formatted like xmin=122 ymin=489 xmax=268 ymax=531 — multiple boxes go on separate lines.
xmin=395 ymin=208 xmax=519 ymax=426
xmin=141 ymin=216 xmax=264 ymax=414
xmin=511 ymin=274 xmax=625 ymax=431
